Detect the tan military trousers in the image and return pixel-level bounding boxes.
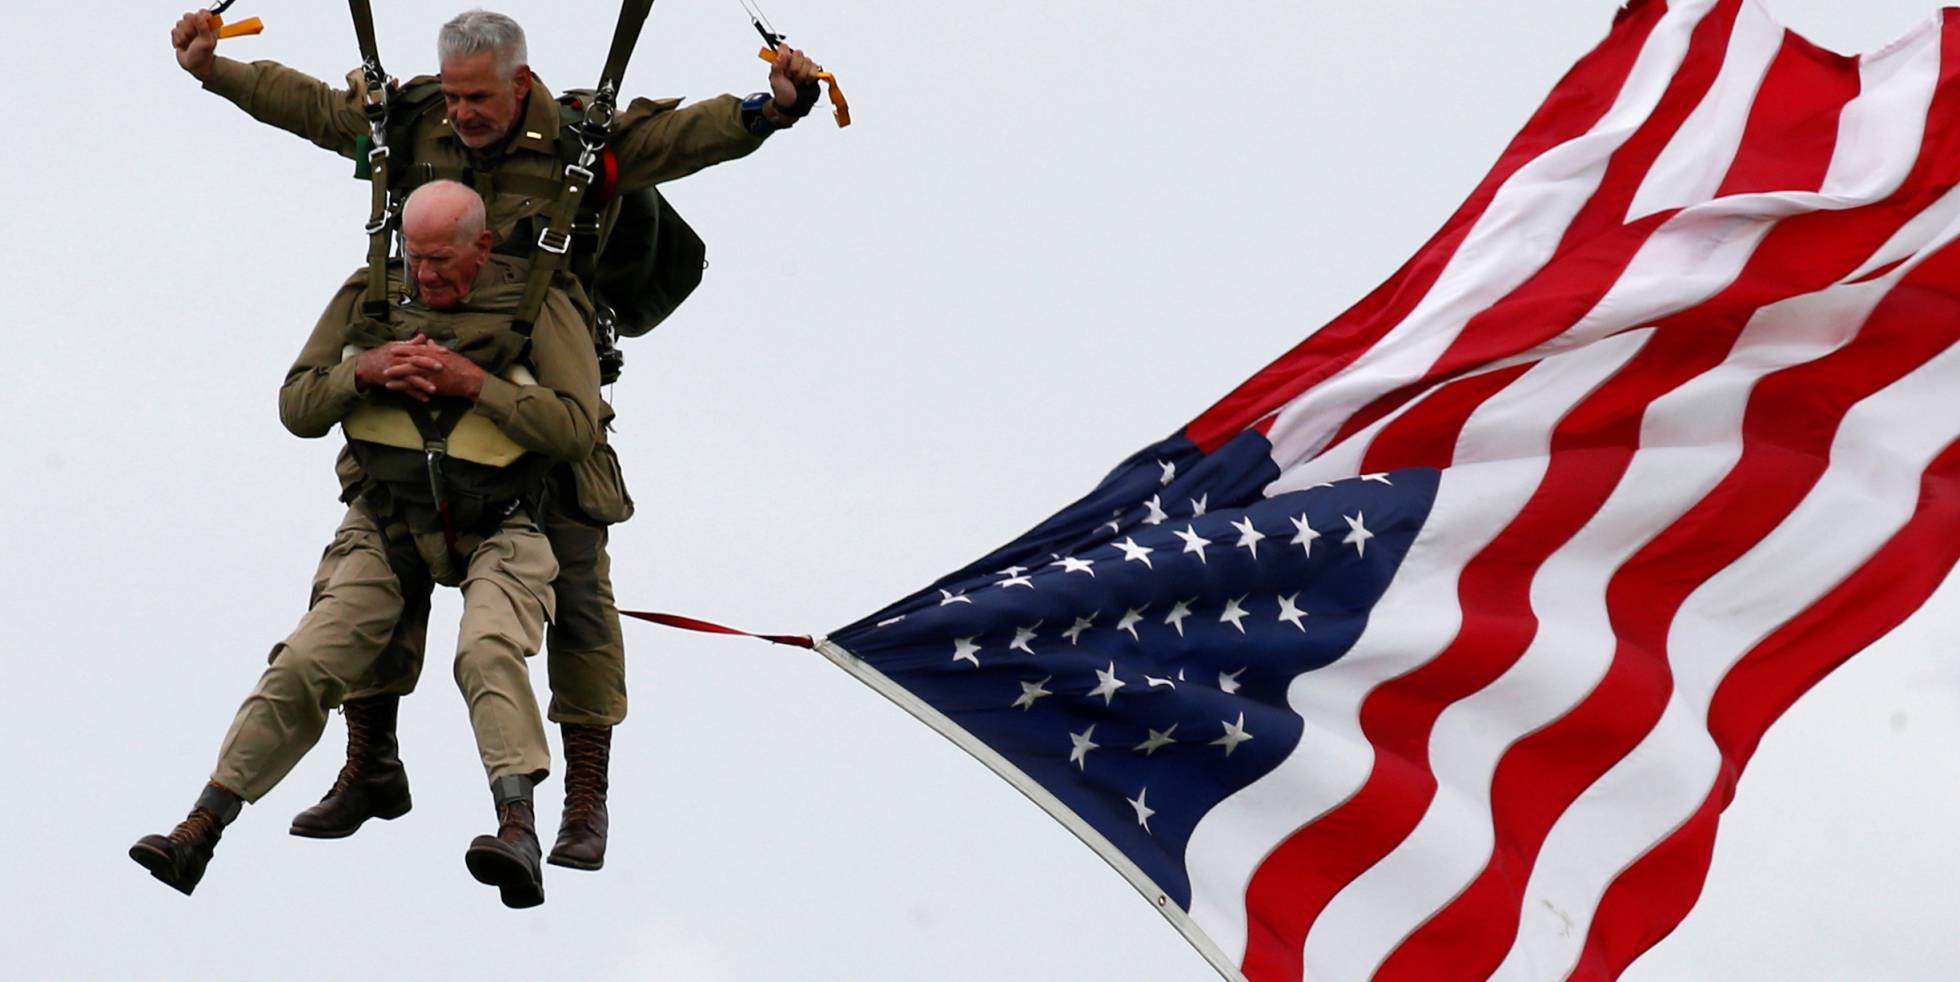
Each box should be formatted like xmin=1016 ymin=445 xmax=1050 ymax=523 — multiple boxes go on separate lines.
xmin=209 ymin=506 xmax=555 ymax=802
xmin=345 ymin=478 xmax=628 ymax=726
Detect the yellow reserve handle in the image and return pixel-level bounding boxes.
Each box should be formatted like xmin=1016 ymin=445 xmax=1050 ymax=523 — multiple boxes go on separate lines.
xmin=209 ymin=14 xmax=264 ymax=40
xmin=758 ymin=47 xmax=850 ymax=128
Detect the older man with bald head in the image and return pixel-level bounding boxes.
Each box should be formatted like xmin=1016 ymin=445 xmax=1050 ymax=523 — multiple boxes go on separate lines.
xmin=131 ymin=181 xmax=600 ymax=909
xmin=168 ymin=5 xmax=825 ymax=873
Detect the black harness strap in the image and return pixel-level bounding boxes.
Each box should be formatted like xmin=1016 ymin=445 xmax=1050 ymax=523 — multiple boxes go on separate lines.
xmin=349 ymin=0 xmax=396 ymax=320
xmin=511 ymin=0 xmax=657 ymax=337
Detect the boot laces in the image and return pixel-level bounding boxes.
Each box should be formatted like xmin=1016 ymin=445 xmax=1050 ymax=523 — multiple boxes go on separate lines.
xmin=561 ymin=730 xmax=608 ymax=825
xmin=327 ymin=703 xmax=381 ymax=795
xmin=169 ymin=808 xmax=219 ymax=845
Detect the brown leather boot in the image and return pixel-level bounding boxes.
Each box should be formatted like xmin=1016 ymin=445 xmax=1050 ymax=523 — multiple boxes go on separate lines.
xmin=290 ymin=695 xmax=412 ymax=839
xmin=130 ymin=784 xmax=241 ymax=896
xmin=465 ymin=778 xmax=544 ymax=909
xmin=548 ymin=723 xmax=612 ymax=871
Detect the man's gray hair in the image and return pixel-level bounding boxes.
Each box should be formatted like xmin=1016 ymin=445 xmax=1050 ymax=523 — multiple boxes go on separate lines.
xmin=438 ymin=9 xmax=528 ymax=79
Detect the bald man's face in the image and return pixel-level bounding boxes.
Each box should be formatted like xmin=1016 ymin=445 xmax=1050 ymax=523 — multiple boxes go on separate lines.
xmin=405 ymin=218 xmax=493 ymax=309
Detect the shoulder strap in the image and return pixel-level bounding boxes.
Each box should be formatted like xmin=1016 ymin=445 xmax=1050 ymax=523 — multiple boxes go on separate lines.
xmin=349 ymin=0 xmax=396 ymax=321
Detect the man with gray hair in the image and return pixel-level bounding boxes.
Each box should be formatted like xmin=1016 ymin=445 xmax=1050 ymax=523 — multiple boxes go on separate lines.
xmin=130 ymin=180 xmax=604 ymax=908
xmin=168 ymin=7 xmax=828 ymax=870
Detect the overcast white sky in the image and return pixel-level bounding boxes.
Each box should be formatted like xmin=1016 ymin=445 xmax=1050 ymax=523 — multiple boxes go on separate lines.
xmin=3 ymin=1 xmax=1956 ymax=979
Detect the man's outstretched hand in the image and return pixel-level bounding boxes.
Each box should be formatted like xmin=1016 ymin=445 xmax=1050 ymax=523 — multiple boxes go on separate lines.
xmin=171 ymin=10 xmax=218 ymax=81
xmin=768 ymin=45 xmax=824 ymax=116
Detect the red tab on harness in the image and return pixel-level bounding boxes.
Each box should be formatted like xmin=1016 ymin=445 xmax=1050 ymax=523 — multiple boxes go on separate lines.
xmin=620 ymin=609 xmax=815 ymax=648
xmin=598 ymin=145 xmax=620 ymax=202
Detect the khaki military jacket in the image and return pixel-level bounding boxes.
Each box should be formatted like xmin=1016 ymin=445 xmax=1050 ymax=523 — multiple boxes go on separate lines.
xmin=281 ymin=254 xmax=603 ymax=465
xmin=203 ymin=56 xmax=766 ymax=243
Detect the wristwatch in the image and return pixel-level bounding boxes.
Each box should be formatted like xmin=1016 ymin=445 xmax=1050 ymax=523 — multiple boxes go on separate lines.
xmin=741 ymin=91 xmax=792 ymax=135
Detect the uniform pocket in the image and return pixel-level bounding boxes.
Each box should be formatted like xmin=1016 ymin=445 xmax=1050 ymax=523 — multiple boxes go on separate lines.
xmin=571 ymin=442 xmax=635 ymax=525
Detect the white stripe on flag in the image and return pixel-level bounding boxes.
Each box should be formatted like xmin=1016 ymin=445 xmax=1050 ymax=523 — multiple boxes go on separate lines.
xmin=1496 ymin=195 xmax=1960 ymax=982
xmin=1183 ymin=329 xmax=1652 ymax=967
xmin=1626 ymin=1 xmax=1781 ymax=221
xmin=1260 ymin=0 xmax=1721 ymax=469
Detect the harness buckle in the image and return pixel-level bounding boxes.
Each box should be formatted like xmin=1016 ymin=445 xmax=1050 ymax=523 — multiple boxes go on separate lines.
xmin=563 ymin=162 xmax=595 ymax=192
xmin=365 ymin=215 xmax=392 ymax=237
xmin=537 ymin=226 xmax=573 ymax=256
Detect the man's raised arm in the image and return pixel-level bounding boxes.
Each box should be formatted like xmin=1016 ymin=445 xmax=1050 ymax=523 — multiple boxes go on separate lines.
xmin=173 ymin=9 xmax=366 ymax=158
xmin=609 ymin=44 xmax=828 ymax=190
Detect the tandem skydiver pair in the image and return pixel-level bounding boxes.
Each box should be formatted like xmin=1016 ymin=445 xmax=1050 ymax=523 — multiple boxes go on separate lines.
xmin=130 ymin=1 xmax=829 ymax=907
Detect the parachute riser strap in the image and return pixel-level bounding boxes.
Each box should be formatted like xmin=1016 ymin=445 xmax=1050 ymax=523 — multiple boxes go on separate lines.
xmin=350 ymin=0 xmax=396 ymax=319
xmin=514 ymin=0 xmax=653 ymax=334
xmin=512 ymin=141 xmax=600 ymax=337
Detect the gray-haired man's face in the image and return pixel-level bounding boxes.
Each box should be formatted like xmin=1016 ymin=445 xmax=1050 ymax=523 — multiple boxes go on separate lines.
xmin=440 ymin=50 xmax=531 ymax=149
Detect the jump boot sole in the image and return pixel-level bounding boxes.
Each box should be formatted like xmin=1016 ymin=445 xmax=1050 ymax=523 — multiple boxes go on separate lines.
xmin=127 ymin=840 xmax=198 ymax=896
xmin=465 ymin=840 xmax=545 ymax=909
xmin=546 ymin=850 xmax=603 ymax=872
xmin=288 ymin=792 xmax=413 ymax=839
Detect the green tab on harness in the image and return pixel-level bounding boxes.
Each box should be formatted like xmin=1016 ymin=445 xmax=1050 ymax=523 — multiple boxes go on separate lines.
xmin=353 ymin=134 xmax=374 ymax=180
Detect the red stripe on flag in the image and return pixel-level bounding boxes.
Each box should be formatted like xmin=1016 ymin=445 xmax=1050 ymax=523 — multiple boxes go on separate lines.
xmin=1329 ymin=0 xmax=1754 ymax=453
xmin=1182 ymin=0 xmax=1669 ymax=453
xmin=1577 ymin=435 xmax=1960 ymax=980
xmin=1359 ymin=363 xmax=1534 ymax=473
xmin=1377 ymin=229 xmax=1960 ymax=982
xmin=1715 ymin=32 xmax=1861 ymax=197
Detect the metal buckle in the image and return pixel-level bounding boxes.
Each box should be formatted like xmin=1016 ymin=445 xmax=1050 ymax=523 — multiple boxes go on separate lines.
xmin=563 ymin=163 xmax=594 ymax=193
xmin=537 ymin=227 xmax=572 ymax=255
xmin=365 ymin=214 xmax=392 ymax=236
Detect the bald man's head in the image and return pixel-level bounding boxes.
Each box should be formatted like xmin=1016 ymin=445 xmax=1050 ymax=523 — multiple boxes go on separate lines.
xmin=402 ymin=181 xmax=494 ymax=309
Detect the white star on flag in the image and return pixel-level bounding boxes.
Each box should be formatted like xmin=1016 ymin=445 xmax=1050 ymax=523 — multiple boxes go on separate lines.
xmin=1116 ymin=606 xmax=1147 ymax=641
xmin=1289 ymin=513 xmax=1320 ymax=557
xmin=1128 ymin=787 xmax=1156 ymax=834
xmin=1061 ymin=614 xmax=1095 ymax=644
xmin=1012 ymin=676 xmax=1053 ymax=711
xmin=1114 ymin=537 xmax=1155 ymax=569
xmin=1087 ymin=662 xmax=1127 ymax=705
xmin=1158 ymin=460 xmax=1176 ymax=486
xmin=1212 ymin=712 xmax=1253 ymax=756
xmin=1343 ymin=512 xmax=1375 ymax=558
xmin=995 ymin=566 xmax=1034 ymax=589
xmin=1068 ymin=725 xmax=1099 ymax=770
xmin=1133 ymin=724 xmax=1178 ymax=755
xmin=1052 ymin=556 xmax=1096 ymax=577
xmin=938 ymin=589 xmax=972 ymax=606
xmin=1142 ymin=494 xmax=1169 ymax=526
xmin=951 ymin=637 xmax=981 ymax=667
xmin=1163 ymin=599 xmax=1195 ymax=637
xmin=1218 ymin=667 xmax=1245 ymax=695
xmin=1230 ymin=516 xmax=1266 ymax=559
xmin=1190 ymin=493 xmax=1209 ymax=517
xmin=1009 ymin=623 xmax=1040 ymax=656
xmin=1219 ymin=596 xmax=1251 ymax=634
xmin=1276 ymin=592 xmax=1308 ymax=631
xmin=1361 ymin=472 xmax=1394 ymax=485
xmin=1174 ymin=525 xmax=1212 ymax=564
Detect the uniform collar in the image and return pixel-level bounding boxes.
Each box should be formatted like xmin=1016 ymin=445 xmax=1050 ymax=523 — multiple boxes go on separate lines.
xmin=439 ymin=75 xmax=562 ymax=159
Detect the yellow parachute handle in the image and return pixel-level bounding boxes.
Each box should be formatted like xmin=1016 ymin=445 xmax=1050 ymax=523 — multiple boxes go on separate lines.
xmin=211 ymin=14 xmax=264 ymax=40
xmin=758 ymin=47 xmax=851 ymax=128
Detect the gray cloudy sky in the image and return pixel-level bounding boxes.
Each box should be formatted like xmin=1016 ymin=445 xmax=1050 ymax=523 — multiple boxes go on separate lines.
xmin=3 ymin=1 xmax=1956 ymax=979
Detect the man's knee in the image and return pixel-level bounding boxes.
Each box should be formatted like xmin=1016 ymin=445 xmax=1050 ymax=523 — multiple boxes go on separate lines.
xmin=258 ymin=642 xmax=354 ymax=711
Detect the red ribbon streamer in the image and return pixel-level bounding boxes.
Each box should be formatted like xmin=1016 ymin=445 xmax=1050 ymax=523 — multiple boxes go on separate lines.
xmin=619 ymin=609 xmax=815 ymax=649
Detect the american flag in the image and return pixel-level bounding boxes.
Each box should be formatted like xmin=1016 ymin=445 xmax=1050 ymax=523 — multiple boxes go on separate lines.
xmin=820 ymin=0 xmax=1960 ymax=978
